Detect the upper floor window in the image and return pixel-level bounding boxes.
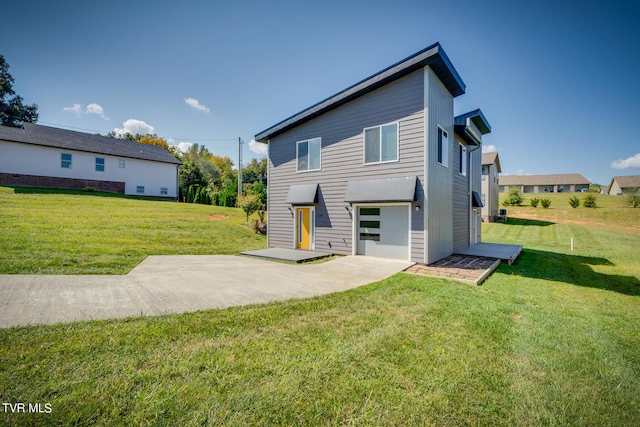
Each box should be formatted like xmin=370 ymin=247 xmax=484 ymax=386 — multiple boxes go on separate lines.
xmin=437 ymin=126 xmax=448 ymax=167
xmin=119 ymin=160 xmax=125 ymax=168
xmin=61 ymin=153 xmax=72 ymax=169
xmin=297 ymin=137 xmax=321 ymax=172
xmin=458 ymin=143 xmax=467 ymax=176
xmin=96 ymin=157 xmax=105 ymax=172
xmin=364 ymin=122 xmax=398 ymax=164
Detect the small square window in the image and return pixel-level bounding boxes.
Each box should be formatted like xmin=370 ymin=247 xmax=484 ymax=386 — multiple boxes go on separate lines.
xmin=364 ymin=123 xmax=398 ymax=164
xmin=136 ymin=186 xmax=145 ymax=194
xmin=119 ymin=160 xmax=125 ymax=168
xmin=61 ymin=153 xmax=72 ymax=168
xmin=96 ymin=157 xmax=105 ymax=172
xmin=297 ymin=138 xmax=321 ymax=172
xmin=160 ymin=187 xmax=168 ymax=195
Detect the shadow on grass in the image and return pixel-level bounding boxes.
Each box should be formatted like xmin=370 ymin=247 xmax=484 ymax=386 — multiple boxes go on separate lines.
xmin=9 ymin=186 xmax=161 ymax=201
xmin=503 ymin=249 xmax=640 ymax=296
xmin=503 ymin=217 xmax=555 ymax=227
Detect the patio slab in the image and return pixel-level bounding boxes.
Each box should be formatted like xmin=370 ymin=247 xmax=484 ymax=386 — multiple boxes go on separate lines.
xmin=239 ymin=248 xmax=331 ymax=263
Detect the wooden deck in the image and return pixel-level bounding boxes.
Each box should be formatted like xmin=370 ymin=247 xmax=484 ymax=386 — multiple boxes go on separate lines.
xmin=455 ymin=243 xmax=523 ymax=265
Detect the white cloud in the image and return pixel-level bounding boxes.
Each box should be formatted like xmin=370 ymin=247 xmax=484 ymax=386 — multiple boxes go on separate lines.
xmin=86 ymin=103 xmax=108 ymax=120
xmin=517 ymin=169 xmax=525 ymax=175
xmin=482 ymin=144 xmax=497 ymax=153
xmin=112 ymin=119 xmax=156 ymax=137
xmin=184 ymin=97 xmax=210 ymax=113
xmin=63 ymin=103 xmax=109 ymax=120
xmin=611 ymin=153 xmax=640 ymax=169
xmin=173 ymin=142 xmax=194 ymax=153
xmin=248 ymin=139 xmax=268 ymax=156
xmin=63 ymin=104 xmax=83 ymax=115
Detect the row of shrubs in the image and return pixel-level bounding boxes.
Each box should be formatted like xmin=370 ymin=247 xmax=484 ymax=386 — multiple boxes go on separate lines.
xmin=502 ymin=189 xmax=598 ymax=209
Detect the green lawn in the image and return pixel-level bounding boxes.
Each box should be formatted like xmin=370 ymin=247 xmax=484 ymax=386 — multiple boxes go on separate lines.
xmin=0 ymin=186 xmax=266 ymax=274
xmin=499 ymin=191 xmax=640 ymax=235
xmin=0 ymin=188 xmax=639 ymax=425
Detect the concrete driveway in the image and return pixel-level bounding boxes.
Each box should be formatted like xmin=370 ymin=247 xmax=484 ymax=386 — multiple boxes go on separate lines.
xmin=0 ymin=256 xmax=412 ymax=328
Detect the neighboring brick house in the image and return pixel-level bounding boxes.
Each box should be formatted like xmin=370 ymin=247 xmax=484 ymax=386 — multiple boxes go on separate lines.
xmin=481 ymin=152 xmax=501 ymax=222
xmin=499 ymin=173 xmax=590 ymax=193
xmin=607 ymin=175 xmax=640 ymax=195
xmin=0 ymin=123 xmax=181 ymax=199
xmin=255 ymin=42 xmax=490 ymax=264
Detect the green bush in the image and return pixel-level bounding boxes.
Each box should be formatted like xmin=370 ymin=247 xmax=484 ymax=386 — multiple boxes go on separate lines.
xmin=628 ymin=194 xmax=640 ymax=208
xmin=83 ymin=186 xmax=95 ymax=192
xmin=503 ymin=189 xmax=523 ymax=206
xmin=540 ymin=198 xmax=551 ymax=209
xmin=582 ymin=193 xmax=597 ymax=208
xmin=569 ymin=196 xmax=580 ymax=208
xmin=530 ymin=197 xmax=540 ymax=208
xmin=238 ymin=194 xmax=262 ymax=223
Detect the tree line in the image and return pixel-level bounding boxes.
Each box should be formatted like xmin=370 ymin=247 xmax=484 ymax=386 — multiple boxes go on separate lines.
xmin=105 ymin=132 xmax=267 ymax=208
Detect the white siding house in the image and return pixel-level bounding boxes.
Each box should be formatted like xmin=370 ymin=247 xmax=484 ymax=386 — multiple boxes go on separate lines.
xmin=255 ymin=43 xmax=491 ymax=264
xmin=0 ymin=123 xmax=180 ymax=199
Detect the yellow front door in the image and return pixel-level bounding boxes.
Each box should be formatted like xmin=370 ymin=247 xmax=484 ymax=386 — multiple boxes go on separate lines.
xmin=296 ymin=207 xmax=311 ymax=249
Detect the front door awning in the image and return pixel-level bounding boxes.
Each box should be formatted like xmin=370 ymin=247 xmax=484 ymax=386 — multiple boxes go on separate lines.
xmin=286 ymin=183 xmax=318 ymax=205
xmin=344 ymin=176 xmax=417 ymax=203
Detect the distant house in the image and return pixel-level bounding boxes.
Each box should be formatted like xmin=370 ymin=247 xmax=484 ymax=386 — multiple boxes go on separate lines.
xmin=255 ymin=42 xmax=490 ymax=264
xmin=481 ymin=152 xmax=501 ymax=222
xmin=607 ymin=175 xmax=640 ymax=195
xmin=499 ymin=173 xmax=590 ymax=193
xmin=0 ymin=123 xmax=181 ymax=199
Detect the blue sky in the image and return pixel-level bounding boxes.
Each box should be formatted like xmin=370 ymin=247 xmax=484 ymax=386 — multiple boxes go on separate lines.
xmin=3 ymin=0 xmax=639 ymax=185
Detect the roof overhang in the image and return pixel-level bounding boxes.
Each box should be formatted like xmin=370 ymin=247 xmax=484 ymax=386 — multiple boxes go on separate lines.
xmin=344 ymin=176 xmax=417 ymax=203
xmin=454 ymin=109 xmax=491 ymax=146
xmin=286 ymin=183 xmax=318 ymax=205
xmin=256 ymin=43 xmax=465 ymax=142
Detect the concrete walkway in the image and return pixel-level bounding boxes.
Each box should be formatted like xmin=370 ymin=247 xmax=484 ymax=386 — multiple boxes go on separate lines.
xmin=0 ymin=255 xmax=413 ymax=328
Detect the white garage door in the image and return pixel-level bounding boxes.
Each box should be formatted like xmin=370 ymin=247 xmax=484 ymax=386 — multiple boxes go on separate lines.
xmin=356 ymin=205 xmax=409 ymax=259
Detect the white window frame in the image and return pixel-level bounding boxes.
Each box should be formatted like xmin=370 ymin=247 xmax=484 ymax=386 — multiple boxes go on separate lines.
xmin=95 ymin=157 xmax=105 ymax=172
xmin=363 ymin=122 xmax=399 ymax=165
xmin=136 ymin=186 xmax=145 ymax=194
xmin=61 ymin=153 xmax=72 ymax=169
xmin=437 ymin=126 xmax=448 ymax=167
xmin=160 ymin=187 xmax=168 ymax=195
xmin=458 ymin=143 xmax=467 ymax=176
xmin=296 ymin=137 xmax=321 ymax=172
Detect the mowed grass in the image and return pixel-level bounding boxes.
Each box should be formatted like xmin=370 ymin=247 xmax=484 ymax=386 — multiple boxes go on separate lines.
xmin=0 ymin=186 xmax=266 ymax=274
xmin=0 ymin=189 xmax=639 ymax=425
xmin=499 ymin=191 xmax=640 ymax=235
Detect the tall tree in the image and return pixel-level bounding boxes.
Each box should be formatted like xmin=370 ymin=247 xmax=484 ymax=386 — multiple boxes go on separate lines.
xmin=0 ymin=55 xmax=38 ymax=127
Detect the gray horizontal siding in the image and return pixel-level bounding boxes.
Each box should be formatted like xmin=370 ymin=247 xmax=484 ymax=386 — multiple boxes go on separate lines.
xmin=267 ymin=69 xmax=425 ymax=260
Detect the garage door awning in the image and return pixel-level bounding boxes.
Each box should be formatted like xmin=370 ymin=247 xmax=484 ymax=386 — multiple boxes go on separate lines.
xmin=286 ymin=183 xmax=318 ymax=204
xmin=344 ymin=176 xmax=417 ymax=203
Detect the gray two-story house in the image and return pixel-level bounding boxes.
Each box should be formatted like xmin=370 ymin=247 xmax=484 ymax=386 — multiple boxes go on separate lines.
xmin=255 ymin=42 xmax=490 ymax=264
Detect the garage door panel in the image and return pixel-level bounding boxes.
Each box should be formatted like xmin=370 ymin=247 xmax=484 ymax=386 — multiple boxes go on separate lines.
xmin=357 ymin=205 xmax=408 ymax=259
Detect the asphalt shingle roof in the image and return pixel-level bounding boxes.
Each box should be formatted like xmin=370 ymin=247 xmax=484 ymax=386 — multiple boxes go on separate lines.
xmin=611 ymin=175 xmax=640 ymax=189
xmin=499 ymin=173 xmax=590 ymax=186
xmin=481 ymin=152 xmax=501 ymax=172
xmin=0 ymin=123 xmax=181 ymax=165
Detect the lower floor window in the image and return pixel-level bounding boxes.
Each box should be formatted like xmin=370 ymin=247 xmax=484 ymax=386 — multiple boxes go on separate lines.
xmin=160 ymin=187 xmax=168 ymax=195
xmin=136 ymin=186 xmax=145 ymax=194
